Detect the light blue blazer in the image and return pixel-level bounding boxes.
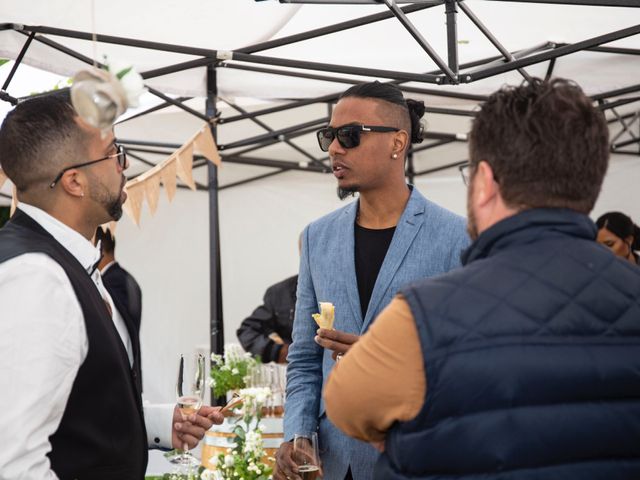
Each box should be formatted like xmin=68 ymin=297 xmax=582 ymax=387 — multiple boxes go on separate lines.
xmin=284 ymin=186 xmax=469 ymax=480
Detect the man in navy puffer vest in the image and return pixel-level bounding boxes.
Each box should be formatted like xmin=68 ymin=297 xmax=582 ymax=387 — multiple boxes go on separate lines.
xmin=324 ymin=78 xmax=640 ymax=480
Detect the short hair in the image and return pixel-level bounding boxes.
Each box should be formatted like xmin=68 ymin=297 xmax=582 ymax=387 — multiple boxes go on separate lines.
xmin=95 ymin=227 xmax=116 ymax=254
xmin=340 ymin=81 xmax=425 ymax=145
xmin=0 ymin=92 xmax=88 ymax=191
xmin=468 ymin=78 xmax=609 ymax=214
xmin=596 ymin=211 xmax=640 ymax=249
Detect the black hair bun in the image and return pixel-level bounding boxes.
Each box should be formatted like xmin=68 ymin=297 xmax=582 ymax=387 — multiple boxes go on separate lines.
xmin=406 ymin=99 xmax=426 ymax=144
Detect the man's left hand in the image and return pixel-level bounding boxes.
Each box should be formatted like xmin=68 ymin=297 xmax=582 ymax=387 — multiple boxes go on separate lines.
xmin=315 ymin=328 xmax=359 ymax=360
xmin=171 ymin=405 xmax=224 ymax=450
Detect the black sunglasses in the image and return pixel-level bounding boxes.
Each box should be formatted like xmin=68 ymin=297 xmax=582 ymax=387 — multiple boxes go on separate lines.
xmin=316 ymin=124 xmax=400 ymax=152
xmin=50 ymin=144 xmax=128 ymax=188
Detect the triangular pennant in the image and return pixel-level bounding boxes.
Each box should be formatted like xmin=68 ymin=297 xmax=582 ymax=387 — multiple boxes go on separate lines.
xmin=122 ymin=182 xmax=145 ymax=226
xmin=144 ymin=171 xmax=161 ymax=216
xmin=194 ymin=126 xmax=221 ymax=166
xmin=159 ymin=156 xmax=178 ymax=201
xmin=176 ymin=143 xmax=196 ymax=191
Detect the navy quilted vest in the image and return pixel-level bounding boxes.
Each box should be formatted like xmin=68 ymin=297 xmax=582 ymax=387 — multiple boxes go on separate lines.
xmin=376 ymin=209 xmax=640 ymax=480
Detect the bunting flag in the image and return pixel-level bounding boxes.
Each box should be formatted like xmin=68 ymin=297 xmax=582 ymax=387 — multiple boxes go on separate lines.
xmin=120 ymin=124 xmax=220 ymax=225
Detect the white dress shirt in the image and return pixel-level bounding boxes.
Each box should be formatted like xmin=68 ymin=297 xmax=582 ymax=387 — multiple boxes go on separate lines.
xmin=0 ymin=204 xmax=172 ymax=480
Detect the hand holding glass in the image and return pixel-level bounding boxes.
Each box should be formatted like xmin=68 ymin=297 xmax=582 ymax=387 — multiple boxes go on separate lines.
xmin=293 ymin=433 xmax=320 ymax=480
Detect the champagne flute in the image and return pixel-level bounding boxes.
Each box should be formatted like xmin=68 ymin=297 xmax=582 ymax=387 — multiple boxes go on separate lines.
xmin=173 ymin=353 xmax=205 ymax=466
xmin=293 ymin=432 xmax=320 ymax=480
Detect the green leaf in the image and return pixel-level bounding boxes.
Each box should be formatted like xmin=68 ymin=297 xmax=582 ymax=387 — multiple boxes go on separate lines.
xmin=116 ymin=66 xmax=132 ymax=80
xmin=0 ymin=59 xmax=10 ymax=68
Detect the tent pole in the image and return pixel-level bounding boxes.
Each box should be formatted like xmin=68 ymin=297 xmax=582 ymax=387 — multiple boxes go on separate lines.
xmin=206 ymin=64 xmax=225 ymax=404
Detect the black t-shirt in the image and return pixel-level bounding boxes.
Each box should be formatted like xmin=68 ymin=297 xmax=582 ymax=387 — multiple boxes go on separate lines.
xmin=354 ymin=223 xmax=396 ymax=318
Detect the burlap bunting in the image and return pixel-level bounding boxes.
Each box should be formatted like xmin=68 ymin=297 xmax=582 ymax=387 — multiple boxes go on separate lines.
xmin=121 ymin=124 xmax=220 ymax=225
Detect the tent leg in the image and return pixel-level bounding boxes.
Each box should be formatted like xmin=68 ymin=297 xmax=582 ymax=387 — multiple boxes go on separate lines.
xmin=206 ymin=64 xmax=225 ymax=403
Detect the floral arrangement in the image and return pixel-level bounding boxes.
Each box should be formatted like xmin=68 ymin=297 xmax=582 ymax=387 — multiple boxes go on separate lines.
xmin=210 ymin=344 xmax=261 ymax=399
xmin=102 ymin=58 xmax=145 ymax=108
xmin=201 ymin=387 xmax=273 ymax=480
xmin=70 ymin=57 xmax=145 ymax=130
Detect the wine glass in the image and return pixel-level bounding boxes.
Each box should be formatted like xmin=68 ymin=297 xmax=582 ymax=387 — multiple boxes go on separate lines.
xmin=173 ymin=353 xmax=205 ymax=467
xmin=293 ymin=432 xmax=320 ymax=480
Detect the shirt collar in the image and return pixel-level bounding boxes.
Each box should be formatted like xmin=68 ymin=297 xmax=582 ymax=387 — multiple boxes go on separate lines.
xmin=19 ymin=203 xmax=102 ymax=274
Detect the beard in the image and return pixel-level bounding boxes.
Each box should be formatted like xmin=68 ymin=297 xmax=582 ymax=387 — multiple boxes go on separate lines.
xmin=466 ymin=180 xmax=479 ymax=241
xmin=337 ymin=187 xmax=357 ymax=200
xmin=89 ymin=174 xmax=125 ymax=221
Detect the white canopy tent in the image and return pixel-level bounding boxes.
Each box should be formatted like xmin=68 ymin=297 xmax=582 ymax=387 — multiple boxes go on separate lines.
xmin=0 ymin=0 xmax=639 ymax=403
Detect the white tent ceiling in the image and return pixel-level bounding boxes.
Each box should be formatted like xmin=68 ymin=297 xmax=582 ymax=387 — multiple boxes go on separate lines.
xmin=1 ymin=1 xmax=640 ymax=99
xmin=1 ymin=0 xmax=639 ymax=198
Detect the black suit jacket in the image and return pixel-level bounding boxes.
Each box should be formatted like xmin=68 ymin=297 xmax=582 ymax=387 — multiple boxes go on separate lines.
xmin=237 ymin=275 xmax=297 ymax=363
xmin=103 ymin=262 xmax=143 ymax=390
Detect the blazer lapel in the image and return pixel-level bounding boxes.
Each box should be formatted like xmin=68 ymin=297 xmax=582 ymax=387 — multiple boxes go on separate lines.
xmin=338 ymin=200 xmax=364 ymax=331
xmin=361 ymin=188 xmax=425 ymax=332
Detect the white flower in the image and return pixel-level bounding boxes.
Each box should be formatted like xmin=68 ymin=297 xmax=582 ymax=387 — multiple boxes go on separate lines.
xmin=224 ymin=454 xmax=235 ymax=467
xmin=224 ymin=343 xmax=245 ymax=364
xmin=107 ymin=59 xmax=145 ymax=108
xmin=209 ymin=455 xmax=219 ymax=466
xmin=231 ymin=368 xmax=239 ymax=375
xmin=211 ymin=353 xmax=223 ymax=365
xmin=200 ymin=468 xmax=216 ymax=480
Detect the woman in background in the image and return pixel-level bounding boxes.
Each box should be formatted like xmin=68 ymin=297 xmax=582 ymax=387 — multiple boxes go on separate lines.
xmin=596 ymin=211 xmax=639 ymax=265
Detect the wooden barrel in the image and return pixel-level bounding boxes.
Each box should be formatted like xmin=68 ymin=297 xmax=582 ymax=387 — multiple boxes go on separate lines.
xmin=201 ymin=416 xmax=284 ymax=469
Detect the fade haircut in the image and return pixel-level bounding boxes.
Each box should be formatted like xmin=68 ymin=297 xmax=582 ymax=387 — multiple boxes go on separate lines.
xmin=469 ymin=78 xmax=609 ymax=214
xmin=0 ymin=93 xmax=88 ymax=191
xmin=340 ymin=81 xmax=426 ymax=147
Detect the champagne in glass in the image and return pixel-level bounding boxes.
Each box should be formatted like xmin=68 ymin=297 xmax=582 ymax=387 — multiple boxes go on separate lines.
xmin=293 ymin=433 xmax=320 ymax=480
xmin=172 ymin=353 xmax=205 ymax=467
xmin=177 ymin=394 xmax=202 ymax=417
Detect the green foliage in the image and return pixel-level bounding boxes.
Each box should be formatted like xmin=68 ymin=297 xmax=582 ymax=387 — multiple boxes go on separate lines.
xmin=210 ymin=347 xmax=260 ymax=398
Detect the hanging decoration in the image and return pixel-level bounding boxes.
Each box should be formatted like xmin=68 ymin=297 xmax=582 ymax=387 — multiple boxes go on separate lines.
xmin=121 ymin=124 xmax=221 ymax=226
xmin=70 ymin=63 xmax=145 ymax=131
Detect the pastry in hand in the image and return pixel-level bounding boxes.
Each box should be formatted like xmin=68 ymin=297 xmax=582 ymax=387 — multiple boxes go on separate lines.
xmin=312 ymin=302 xmax=335 ymax=329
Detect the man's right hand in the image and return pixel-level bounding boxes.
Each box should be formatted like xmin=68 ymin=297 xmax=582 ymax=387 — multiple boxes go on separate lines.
xmin=274 ymin=441 xmax=300 ymax=480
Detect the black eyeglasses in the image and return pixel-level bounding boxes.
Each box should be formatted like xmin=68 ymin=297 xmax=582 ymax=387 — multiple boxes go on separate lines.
xmin=459 ymin=163 xmax=471 ymax=186
xmin=316 ymin=124 xmax=400 ymax=152
xmin=49 ymin=144 xmax=128 ymax=188
xmin=458 ymin=162 xmax=499 ymax=187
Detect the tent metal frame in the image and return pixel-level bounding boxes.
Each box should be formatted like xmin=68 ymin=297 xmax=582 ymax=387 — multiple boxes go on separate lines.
xmin=1 ymin=0 xmax=639 ymax=372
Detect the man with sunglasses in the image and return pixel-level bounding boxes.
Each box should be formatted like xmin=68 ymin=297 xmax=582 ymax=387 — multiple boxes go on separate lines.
xmin=275 ymin=82 xmax=469 ymax=480
xmin=325 ymin=79 xmax=640 ymax=479
xmin=0 ymin=94 xmax=223 ymax=479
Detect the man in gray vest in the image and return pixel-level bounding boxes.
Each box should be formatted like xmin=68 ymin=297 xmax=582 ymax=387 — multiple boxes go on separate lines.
xmin=325 ymin=78 xmax=640 ymax=479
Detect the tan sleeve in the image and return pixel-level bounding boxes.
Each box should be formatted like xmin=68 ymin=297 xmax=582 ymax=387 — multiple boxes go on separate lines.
xmin=323 ymin=295 xmax=426 ymax=443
